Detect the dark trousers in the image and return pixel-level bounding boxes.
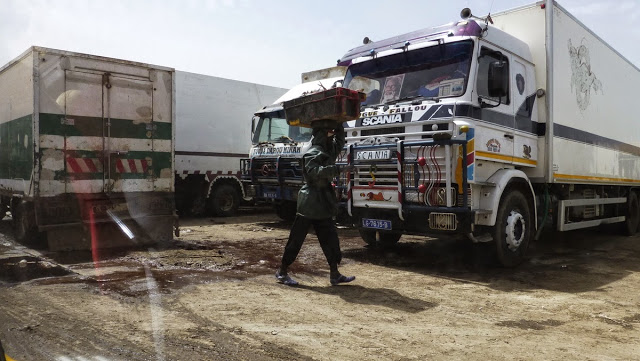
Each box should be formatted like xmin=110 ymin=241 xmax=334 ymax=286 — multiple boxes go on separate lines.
xmin=281 ymin=215 xmax=342 ymax=268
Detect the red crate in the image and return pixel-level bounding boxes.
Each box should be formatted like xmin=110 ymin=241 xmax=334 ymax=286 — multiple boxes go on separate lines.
xmin=283 ymin=87 xmax=366 ymax=128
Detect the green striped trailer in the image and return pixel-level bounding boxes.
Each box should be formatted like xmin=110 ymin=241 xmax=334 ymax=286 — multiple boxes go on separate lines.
xmin=0 ymin=47 xmax=176 ymax=249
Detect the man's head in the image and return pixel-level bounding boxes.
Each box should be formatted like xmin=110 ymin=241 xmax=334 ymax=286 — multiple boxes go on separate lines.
xmin=311 ymin=120 xmax=338 ymax=147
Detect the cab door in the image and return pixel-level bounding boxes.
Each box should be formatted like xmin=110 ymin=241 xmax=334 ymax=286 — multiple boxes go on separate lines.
xmin=474 ymin=43 xmax=515 ymax=165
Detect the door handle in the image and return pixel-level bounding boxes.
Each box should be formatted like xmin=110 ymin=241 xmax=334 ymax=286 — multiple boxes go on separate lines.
xmin=504 ymin=134 xmax=514 ymax=140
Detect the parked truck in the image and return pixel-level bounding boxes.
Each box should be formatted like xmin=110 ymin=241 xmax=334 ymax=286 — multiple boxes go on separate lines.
xmin=0 ymin=47 xmax=176 ymax=249
xmin=337 ymin=0 xmax=640 ymax=266
xmin=174 ymin=71 xmax=286 ymax=217
xmin=241 ymin=67 xmax=347 ymax=220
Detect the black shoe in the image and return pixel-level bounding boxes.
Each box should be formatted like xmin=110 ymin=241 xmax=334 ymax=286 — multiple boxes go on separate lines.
xmin=275 ymin=270 xmax=299 ymax=286
xmin=330 ymin=274 xmax=355 ymax=286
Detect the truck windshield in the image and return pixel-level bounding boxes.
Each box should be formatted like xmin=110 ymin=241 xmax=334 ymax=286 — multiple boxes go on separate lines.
xmin=252 ymin=110 xmax=313 ymax=144
xmin=343 ymin=40 xmax=474 ymax=105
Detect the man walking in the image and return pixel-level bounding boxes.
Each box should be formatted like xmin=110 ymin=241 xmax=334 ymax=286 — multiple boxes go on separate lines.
xmin=276 ymin=120 xmax=355 ymax=286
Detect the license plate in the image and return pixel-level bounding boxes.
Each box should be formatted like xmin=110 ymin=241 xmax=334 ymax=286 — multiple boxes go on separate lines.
xmin=362 ymin=218 xmax=392 ymax=230
xmin=263 ymin=191 xmax=278 ymax=199
xmin=356 ymin=149 xmax=391 ymax=161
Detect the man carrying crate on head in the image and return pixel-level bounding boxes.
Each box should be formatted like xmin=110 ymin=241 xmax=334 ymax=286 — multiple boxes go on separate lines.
xmin=275 ymin=119 xmax=355 ymax=286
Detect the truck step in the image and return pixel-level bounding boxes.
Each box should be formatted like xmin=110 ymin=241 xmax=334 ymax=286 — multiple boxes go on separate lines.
xmin=475 ymin=209 xmax=493 ymax=215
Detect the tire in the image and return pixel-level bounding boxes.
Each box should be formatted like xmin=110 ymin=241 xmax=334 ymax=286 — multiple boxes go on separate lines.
xmin=493 ymin=190 xmax=532 ymax=267
xmin=210 ymin=184 xmax=240 ymax=217
xmin=622 ymin=191 xmax=640 ymax=236
xmin=0 ymin=337 xmax=6 ymax=361
xmin=359 ymin=228 xmax=401 ymax=248
xmin=275 ymin=201 xmax=297 ymax=221
xmin=12 ymin=202 xmax=42 ymax=244
xmin=0 ymin=203 xmax=8 ymax=219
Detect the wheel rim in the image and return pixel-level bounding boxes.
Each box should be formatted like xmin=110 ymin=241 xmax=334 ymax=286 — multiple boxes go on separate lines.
xmin=505 ymin=210 xmax=525 ymax=251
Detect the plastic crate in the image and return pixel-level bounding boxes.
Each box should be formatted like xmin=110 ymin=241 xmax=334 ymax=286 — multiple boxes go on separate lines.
xmin=283 ymin=87 xmax=366 ymax=128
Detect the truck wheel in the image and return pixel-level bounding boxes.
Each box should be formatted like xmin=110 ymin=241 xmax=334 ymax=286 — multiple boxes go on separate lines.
xmin=493 ymin=190 xmax=532 ymax=267
xmin=0 ymin=203 xmax=8 ymax=219
xmin=359 ymin=229 xmax=401 ymax=248
xmin=622 ymin=191 xmax=640 ymax=236
xmin=275 ymin=201 xmax=296 ymax=221
xmin=210 ymin=184 xmax=240 ymax=217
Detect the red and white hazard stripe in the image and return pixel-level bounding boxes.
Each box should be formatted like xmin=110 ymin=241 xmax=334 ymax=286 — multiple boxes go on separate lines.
xmin=116 ymin=159 xmax=149 ymax=174
xmin=66 ymin=157 xmax=103 ymax=173
xmin=66 ymin=157 xmax=149 ymax=174
xmin=179 ymin=170 xmax=242 ymax=181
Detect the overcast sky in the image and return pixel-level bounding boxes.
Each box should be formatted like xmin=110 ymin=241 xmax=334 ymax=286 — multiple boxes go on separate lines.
xmin=1 ymin=0 xmax=638 ymax=89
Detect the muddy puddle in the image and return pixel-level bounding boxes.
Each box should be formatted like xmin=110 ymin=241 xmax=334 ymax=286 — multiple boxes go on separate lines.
xmin=26 ymin=233 xmax=337 ymax=298
xmin=0 ymin=256 xmax=71 ymax=283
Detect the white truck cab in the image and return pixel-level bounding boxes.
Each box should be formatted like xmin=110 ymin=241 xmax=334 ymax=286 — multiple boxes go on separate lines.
xmin=339 ymin=1 xmax=640 ymax=266
xmin=242 ymin=67 xmax=348 ymax=220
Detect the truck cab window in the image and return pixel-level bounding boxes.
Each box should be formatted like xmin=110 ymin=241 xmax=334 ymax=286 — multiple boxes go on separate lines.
xmin=343 ymin=40 xmax=474 ymax=105
xmin=253 ymin=113 xmax=312 ymax=144
xmin=477 ymin=47 xmax=510 ymax=105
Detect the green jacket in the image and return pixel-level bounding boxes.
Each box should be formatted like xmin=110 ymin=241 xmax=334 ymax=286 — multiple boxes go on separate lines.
xmin=296 ymin=124 xmax=346 ymax=219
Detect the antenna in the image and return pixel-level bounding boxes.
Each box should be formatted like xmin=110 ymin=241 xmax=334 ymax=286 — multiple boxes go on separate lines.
xmin=483 ymin=0 xmax=495 ymax=24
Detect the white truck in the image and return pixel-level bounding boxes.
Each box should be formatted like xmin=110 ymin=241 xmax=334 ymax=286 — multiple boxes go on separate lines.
xmin=174 ymin=71 xmax=286 ymax=217
xmin=242 ymin=67 xmax=347 ymax=220
xmin=0 ymin=47 xmax=176 ymax=249
xmin=338 ymin=0 xmax=640 ymax=266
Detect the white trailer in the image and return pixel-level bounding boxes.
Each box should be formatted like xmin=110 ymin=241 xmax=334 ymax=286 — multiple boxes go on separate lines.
xmin=174 ymin=71 xmax=286 ymax=216
xmin=337 ymin=0 xmax=640 ymax=266
xmin=0 ymin=47 xmax=176 ymax=249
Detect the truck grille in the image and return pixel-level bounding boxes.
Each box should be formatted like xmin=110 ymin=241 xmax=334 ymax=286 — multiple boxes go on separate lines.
xmin=421 ymin=123 xmax=450 ymax=138
xmin=354 ymin=162 xmax=398 ymax=187
xmin=249 ymin=158 xmax=303 ymax=183
xmin=429 ymin=212 xmax=457 ymax=230
xmin=361 ymin=126 xmax=404 ymax=140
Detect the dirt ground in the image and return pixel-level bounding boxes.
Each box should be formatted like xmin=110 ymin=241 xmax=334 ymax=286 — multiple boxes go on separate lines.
xmin=1 ymin=206 xmax=640 ymax=361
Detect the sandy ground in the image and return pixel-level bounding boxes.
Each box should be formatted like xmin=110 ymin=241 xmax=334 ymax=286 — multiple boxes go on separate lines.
xmin=1 ymin=206 xmax=640 ymax=360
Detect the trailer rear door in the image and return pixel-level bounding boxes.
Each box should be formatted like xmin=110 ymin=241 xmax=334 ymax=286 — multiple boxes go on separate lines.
xmin=103 ymin=74 xmax=154 ymax=194
xmin=63 ymin=70 xmax=106 ymax=194
xmin=63 ymin=70 xmax=155 ymax=194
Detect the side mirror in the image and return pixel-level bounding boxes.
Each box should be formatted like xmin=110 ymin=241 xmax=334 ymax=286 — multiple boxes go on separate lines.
xmin=251 ymin=116 xmax=257 ymax=134
xmin=488 ymin=61 xmax=508 ymax=98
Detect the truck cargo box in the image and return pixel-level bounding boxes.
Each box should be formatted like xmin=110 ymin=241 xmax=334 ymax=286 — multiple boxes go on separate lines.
xmin=491 ymin=2 xmax=640 ymax=184
xmin=0 ymin=46 xmax=176 ymax=249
